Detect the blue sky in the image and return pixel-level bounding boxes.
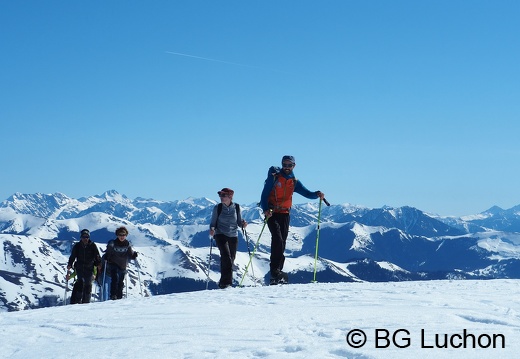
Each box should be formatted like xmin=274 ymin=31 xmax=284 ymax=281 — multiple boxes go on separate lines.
xmin=1 ymin=1 xmax=519 ymax=217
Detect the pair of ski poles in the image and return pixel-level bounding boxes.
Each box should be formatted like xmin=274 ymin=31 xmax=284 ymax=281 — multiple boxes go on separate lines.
xmin=205 ymin=197 xmax=329 ymax=288
xmin=205 ymin=221 xmax=262 ymax=289
xmin=126 ymin=258 xmax=143 ymax=298
xmin=99 ymin=258 xmax=143 ymax=300
xmin=205 ymin=216 xmax=268 ymax=289
xmin=239 ymin=197 xmax=330 ymax=286
xmin=238 ymin=216 xmax=269 ymax=287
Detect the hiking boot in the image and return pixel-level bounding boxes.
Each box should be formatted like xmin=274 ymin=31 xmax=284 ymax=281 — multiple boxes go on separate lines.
xmin=270 ymin=271 xmax=288 ymax=285
xmin=218 ymin=281 xmax=232 ymax=289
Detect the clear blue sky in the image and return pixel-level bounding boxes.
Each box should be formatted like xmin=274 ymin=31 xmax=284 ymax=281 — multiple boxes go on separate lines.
xmin=1 ymin=1 xmax=519 ymax=217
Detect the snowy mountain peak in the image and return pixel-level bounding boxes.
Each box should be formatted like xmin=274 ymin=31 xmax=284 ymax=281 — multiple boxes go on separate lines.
xmin=2 ymin=191 xmax=520 ymax=312
xmin=96 ymin=189 xmax=128 ymax=202
xmin=1 ymin=192 xmax=74 ymax=218
xmin=482 ymin=205 xmax=505 ymax=215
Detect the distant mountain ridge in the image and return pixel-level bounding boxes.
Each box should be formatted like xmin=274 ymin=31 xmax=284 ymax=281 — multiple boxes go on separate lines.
xmin=2 ymin=190 xmax=520 ymax=311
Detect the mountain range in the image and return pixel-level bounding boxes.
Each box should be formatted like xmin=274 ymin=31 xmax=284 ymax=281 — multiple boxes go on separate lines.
xmin=2 ymin=190 xmax=520 ymax=312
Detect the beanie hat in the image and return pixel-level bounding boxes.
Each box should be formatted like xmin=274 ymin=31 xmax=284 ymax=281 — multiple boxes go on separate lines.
xmin=217 ymin=188 xmax=234 ymax=197
xmin=282 ymin=155 xmax=295 ymax=164
xmin=80 ymin=229 xmax=90 ymax=237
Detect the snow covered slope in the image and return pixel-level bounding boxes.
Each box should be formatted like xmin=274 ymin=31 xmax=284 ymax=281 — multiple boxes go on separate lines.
xmin=2 ymin=280 xmax=519 ymax=359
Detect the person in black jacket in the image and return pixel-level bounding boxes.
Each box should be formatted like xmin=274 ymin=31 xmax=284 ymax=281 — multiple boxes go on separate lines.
xmin=67 ymin=229 xmax=101 ymax=304
xmin=105 ymin=226 xmax=137 ymax=300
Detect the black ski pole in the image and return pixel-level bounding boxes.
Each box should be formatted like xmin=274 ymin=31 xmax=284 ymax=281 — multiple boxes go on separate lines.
xmin=205 ymin=235 xmax=214 ymax=290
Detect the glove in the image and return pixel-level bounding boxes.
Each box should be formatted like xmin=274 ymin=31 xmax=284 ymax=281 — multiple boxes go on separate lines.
xmin=132 ymin=252 xmax=138 ymax=259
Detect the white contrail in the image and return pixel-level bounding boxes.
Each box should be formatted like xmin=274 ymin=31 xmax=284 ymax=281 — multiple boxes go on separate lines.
xmin=165 ymin=51 xmax=261 ymax=69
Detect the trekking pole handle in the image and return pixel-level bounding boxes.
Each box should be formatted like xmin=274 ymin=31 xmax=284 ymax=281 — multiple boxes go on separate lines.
xmin=323 ymin=198 xmax=330 ymax=206
xmin=263 ymin=209 xmax=272 ymax=221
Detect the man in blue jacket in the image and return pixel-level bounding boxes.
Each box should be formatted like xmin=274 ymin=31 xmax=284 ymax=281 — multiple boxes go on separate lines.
xmin=260 ymin=155 xmax=325 ymax=285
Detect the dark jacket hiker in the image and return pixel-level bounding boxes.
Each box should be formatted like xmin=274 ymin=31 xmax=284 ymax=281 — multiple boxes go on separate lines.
xmin=67 ymin=229 xmax=101 ymax=304
xmin=105 ymin=226 xmax=137 ymax=300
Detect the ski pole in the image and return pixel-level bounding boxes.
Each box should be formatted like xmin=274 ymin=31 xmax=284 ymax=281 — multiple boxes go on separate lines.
xmin=205 ymin=235 xmax=214 ymax=290
xmin=242 ymin=227 xmax=257 ymax=286
xmin=102 ymin=259 xmax=107 ymax=301
xmin=63 ymin=269 xmax=70 ymax=305
xmin=239 ymin=215 xmax=269 ymax=287
xmin=98 ymin=267 xmax=103 ymax=302
xmin=135 ymin=258 xmax=143 ymax=296
xmin=312 ymin=197 xmax=330 ymax=282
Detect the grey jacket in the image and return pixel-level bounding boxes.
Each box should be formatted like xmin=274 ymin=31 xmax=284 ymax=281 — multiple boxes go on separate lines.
xmin=210 ymin=202 xmax=243 ymax=238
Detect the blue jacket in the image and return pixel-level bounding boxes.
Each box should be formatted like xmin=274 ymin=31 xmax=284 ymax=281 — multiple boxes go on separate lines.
xmin=260 ymin=166 xmax=319 ymax=212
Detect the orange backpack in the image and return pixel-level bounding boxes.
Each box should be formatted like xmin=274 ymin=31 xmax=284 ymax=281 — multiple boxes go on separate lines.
xmin=266 ymin=166 xmax=298 ymax=213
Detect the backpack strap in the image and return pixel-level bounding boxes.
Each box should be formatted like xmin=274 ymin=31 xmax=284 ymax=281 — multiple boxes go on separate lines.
xmin=215 ymin=203 xmax=223 ymax=229
xmin=215 ymin=203 xmax=240 ymax=229
xmin=269 ymin=166 xmax=297 ymax=186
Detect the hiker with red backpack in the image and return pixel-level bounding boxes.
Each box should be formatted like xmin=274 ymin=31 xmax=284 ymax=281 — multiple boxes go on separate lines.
xmin=260 ymin=155 xmax=325 ymax=285
xmin=209 ymin=188 xmax=247 ymax=289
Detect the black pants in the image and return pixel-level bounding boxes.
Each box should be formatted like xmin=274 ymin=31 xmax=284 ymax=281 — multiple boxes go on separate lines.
xmin=267 ymin=212 xmax=290 ymax=278
xmin=215 ymin=234 xmax=238 ymax=287
xmin=71 ymin=270 xmax=93 ymax=304
xmin=108 ymin=263 xmax=127 ymax=299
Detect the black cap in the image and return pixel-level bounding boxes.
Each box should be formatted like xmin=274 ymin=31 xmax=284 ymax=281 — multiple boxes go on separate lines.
xmin=282 ymin=155 xmax=295 ymax=164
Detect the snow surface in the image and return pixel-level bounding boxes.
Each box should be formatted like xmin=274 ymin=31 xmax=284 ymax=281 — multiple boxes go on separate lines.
xmin=2 ymin=280 xmax=519 ymax=359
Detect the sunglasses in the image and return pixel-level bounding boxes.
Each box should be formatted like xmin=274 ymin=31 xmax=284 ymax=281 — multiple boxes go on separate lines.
xmin=117 ymin=233 xmax=127 ymax=237
xmin=219 ymin=194 xmax=229 ymax=198
xmin=81 ymin=236 xmax=90 ymax=239
xmin=282 ymin=163 xmax=294 ymax=168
